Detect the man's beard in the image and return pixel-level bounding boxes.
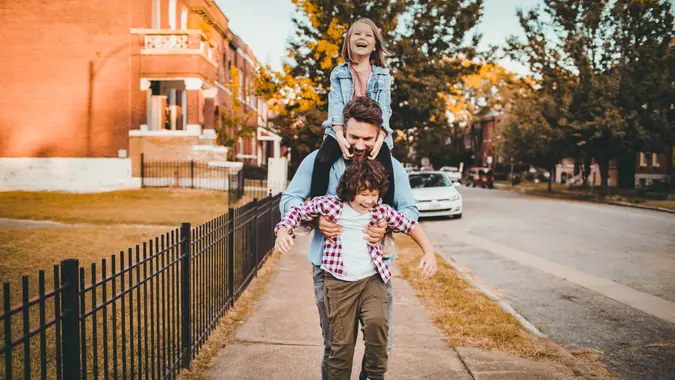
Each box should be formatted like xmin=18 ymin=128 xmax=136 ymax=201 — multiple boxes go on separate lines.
xmin=349 ymin=148 xmax=371 ymax=163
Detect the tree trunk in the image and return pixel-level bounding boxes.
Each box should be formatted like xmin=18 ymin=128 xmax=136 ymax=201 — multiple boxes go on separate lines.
xmin=617 ymin=150 xmax=636 ymax=189
xmin=599 ymin=155 xmax=610 ymax=194
xmin=548 ymin=165 xmax=554 ymax=192
xmin=582 ymin=155 xmax=592 ymax=187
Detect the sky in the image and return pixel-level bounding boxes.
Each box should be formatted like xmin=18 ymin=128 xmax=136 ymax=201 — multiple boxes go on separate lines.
xmin=216 ymin=0 xmax=544 ymax=75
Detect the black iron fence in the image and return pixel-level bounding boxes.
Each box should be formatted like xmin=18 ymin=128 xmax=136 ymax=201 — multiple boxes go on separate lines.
xmin=140 ymin=155 xmax=287 ymax=205
xmin=1 ymin=194 xmax=282 ymax=379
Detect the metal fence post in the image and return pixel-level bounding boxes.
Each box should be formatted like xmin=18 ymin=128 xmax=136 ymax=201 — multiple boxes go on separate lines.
xmin=180 ymin=222 xmax=192 ymax=369
xmin=60 ymin=259 xmax=80 ymax=380
xmin=228 ymin=208 xmax=235 ymax=305
xmin=140 ymin=153 xmax=145 ymax=188
xmin=190 ymin=160 xmax=195 ymax=189
xmin=253 ymin=199 xmax=259 ymax=266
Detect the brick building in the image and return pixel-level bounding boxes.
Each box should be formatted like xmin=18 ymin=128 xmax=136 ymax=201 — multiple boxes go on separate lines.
xmin=0 ymin=0 xmax=281 ymax=192
xmin=468 ymin=108 xmax=505 ymax=169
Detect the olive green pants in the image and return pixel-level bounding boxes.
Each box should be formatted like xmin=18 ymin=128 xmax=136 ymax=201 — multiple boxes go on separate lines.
xmin=324 ymin=272 xmax=389 ymax=380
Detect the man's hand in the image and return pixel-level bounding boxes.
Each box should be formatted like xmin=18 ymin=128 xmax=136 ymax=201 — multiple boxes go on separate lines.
xmin=318 ymin=215 xmax=342 ymax=244
xmin=368 ymin=130 xmax=386 ymax=160
xmin=275 ymin=228 xmax=294 ymax=254
xmin=363 ymin=220 xmax=387 ymax=244
xmin=334 ymin=127 xmax=353 ymax=160
xmin=418 ymin=252 xmax=437 ymax=280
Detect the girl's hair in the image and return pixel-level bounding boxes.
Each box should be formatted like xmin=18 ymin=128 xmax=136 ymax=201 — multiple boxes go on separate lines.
xmin=337 ymin=156 xmax=389 ymax=202
xmin=341 ymin=18 xmax=392 ymax=67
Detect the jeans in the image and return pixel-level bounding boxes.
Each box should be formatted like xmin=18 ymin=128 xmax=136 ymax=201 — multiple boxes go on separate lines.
xmin=313 ymin=265 xmax=393 ymax=380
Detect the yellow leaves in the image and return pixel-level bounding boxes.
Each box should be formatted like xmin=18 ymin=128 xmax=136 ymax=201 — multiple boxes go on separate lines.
xmin=292 ymin=0 xmax=321 ymax=28
xmin=326 ymin=18 xmax=347 ymax=42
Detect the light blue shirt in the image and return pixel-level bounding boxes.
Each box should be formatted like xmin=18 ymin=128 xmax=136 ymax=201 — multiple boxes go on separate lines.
xmin=280 ymin=150 xmax=419 ymax=266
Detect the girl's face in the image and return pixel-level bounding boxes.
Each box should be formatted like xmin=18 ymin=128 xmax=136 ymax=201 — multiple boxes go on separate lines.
xmin=350 ymin=187 xmax=380 ymax=213
xmin=349 ymin=22 xmax=376 ymax=60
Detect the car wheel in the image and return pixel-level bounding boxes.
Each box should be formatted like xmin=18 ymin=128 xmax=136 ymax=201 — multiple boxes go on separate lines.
xmin=454 ymin=213 xmax=462 ymax=219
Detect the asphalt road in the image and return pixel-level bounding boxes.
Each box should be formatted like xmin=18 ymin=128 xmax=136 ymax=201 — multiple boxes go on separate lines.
xmin=420 ymin=186 xmax=675 ymax=380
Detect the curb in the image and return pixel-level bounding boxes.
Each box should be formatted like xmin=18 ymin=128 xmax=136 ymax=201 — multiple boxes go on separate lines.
xmin=605 ymin=201 xmax=675 ymax=214
xmin=440 ymin=254 xmax=546 ymax=338
xmin=494 ymin=186 xmax=675 ymax=215
xmin=440 ymin=253 xmax=599 ymax=380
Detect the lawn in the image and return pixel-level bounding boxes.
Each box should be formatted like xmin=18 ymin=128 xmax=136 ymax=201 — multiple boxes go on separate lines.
xmin=0 ymin=187 xmax=270 ymax=379
xmin=495 ymin=181 xmax=675 ymax=211
xmin=0 ymin=188 xmax=231 ymax=226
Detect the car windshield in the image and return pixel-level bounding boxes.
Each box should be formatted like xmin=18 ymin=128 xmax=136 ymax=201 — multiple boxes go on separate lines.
xmin=409 ymin=174 xmax=452 ymax=188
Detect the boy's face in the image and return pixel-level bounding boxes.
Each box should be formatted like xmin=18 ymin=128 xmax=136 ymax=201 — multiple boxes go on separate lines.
xmin=350 ymin=188 xmax=380 ymax=213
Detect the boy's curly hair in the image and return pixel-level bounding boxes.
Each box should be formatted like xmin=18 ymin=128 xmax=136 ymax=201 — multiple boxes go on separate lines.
xmin=337 ymin=156 xmax=389 ymax=203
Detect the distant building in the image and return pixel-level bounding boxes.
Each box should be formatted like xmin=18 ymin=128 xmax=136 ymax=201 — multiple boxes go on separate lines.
xmin=0 ymin=0 xmax=281 ymax=192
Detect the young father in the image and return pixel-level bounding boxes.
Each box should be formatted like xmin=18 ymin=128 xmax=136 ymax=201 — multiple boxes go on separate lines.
xmin=280 ymin=96 xmax=418 ymax=380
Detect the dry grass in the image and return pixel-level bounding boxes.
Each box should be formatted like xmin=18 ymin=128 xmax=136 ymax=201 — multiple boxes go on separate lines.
xmin=0 ymin=188 xmax=230 ymax=226
xmin=0 ymin=226 xmax=172 ymax=288
xmin=177 ymin=251 xmax=281 ymax=380
xmin=643 ymin=200 xmax=675 ymax=211
xmin=394 ymin=235 xmax=615 ymax=379
xmin=394 ymin=235 xmax=548 ymax=356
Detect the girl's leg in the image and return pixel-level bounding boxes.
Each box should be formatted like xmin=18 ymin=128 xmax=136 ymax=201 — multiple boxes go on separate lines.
xmin=311 ymin=135 xmax=341 ymax=198
xmin=375 ymin=144 xmax=395 ymax=207
xmin=360 ymin=275 xmax=389 ymax=380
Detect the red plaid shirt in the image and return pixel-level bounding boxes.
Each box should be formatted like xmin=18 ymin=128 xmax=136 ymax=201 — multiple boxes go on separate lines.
xmin=275 ymin=196 xmax=417 ymax=283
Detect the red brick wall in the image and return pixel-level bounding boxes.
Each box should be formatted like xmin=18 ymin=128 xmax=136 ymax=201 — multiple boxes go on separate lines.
xmin=0 ymin=0 xmax=135 ymax=158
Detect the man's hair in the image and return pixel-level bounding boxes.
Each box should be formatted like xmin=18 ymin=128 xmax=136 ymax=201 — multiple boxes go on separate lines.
xmin=337 ymin=157 xmax=389 ymax=202
xmin=342 ymin=96 xmax=383 ymax=130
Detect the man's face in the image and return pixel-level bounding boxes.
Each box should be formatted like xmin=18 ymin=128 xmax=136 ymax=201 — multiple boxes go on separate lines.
xmin=344 ymin=118 xmax=378 ymax=157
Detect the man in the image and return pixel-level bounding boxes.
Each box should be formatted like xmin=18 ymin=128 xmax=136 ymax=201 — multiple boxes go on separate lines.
xmin=280 ymin=97 xmax=418 ymax=380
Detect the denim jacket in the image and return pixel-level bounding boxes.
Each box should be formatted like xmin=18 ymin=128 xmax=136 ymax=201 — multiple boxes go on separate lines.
xmin=322 ymin=62 xmax=394 ymax=150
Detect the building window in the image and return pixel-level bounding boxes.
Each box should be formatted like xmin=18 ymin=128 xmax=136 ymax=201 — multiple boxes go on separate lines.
xmin=652 ymin=153 xmax=660 ymax=168
xmin=169 ymin=0 xmax=176 ymax=30
xmin=152 ymin=0 xmax=160 ymax=29
xmin=640 ymin=152 xmax=649 ymax=167
xmin=238 ymin=70 xmax=244 ymax=100
xmin=181 ymin=8 xmax=188 ymax=30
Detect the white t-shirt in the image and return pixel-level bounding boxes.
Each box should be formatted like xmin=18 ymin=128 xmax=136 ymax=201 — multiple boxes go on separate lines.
xmin=325 ymin=203 xmax=377 ymax=281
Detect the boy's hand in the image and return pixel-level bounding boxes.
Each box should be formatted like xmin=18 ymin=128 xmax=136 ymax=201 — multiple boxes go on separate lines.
xmin=275 ymin=228 xmax=294 ymax=254
xmin=334 ymin=126 xmax=353 ymax=160
xmin=418 ymin=252 xmax=437 ymax=280
xmin=368 ymin=130 xmax=386 ymax=160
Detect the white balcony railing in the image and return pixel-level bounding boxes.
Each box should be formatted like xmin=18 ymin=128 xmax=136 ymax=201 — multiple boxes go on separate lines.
xmin=144 ymin=34 xmax=189 ymax=49
xmin=131 ymin=29 xmax=217 ymax=67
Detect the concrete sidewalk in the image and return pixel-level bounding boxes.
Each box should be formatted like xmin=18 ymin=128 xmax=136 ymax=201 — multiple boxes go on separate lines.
xmin=207 ymin=235 xmax=573 ymax=380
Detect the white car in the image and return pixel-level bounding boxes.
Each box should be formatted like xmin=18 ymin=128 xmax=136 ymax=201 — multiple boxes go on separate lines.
xmin=409 ymin=172 xmax=463 ymax=219
xmin=439 ymin=166 xmax=462 ymax=183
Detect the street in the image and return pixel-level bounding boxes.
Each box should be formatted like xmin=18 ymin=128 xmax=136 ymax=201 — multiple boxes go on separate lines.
xmin=421 ymin=187 xmax=675 ymax=380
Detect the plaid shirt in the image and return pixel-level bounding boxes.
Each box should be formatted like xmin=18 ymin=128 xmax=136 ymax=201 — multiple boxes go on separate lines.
xmin=275 ymin=196 xmax=417 ymax=283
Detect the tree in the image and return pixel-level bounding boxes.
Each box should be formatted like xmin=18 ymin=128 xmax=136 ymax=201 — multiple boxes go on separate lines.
xmin=609 ymin=0 xmax=675 ymax=187
xmin=505 ymin=0 xmax=674 ymax=192
xmin=496 ymin=84 xmax=573 ymax=192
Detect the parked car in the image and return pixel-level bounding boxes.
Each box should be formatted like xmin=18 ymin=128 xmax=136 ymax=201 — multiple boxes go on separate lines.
xmin=467 ymin=167 xmax=494 ymax=189
xmin=439 ymin=166 xmax=462 ymax=183
xmin=409 ymin=172 xmax=463 ymax=219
